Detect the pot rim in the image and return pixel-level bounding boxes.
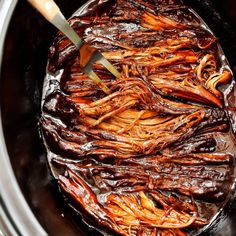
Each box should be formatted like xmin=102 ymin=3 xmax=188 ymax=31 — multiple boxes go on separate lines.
xmin=0 ymin=1 xmax=47 ymax=235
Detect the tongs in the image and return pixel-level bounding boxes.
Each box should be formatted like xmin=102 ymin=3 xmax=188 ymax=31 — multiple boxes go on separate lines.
xmin=28 ymin=0 xmax=120 ymax=94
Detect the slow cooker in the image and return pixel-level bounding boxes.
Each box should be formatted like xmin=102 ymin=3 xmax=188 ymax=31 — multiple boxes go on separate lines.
xmin=1 ymin=0 xmax=236 ymax=235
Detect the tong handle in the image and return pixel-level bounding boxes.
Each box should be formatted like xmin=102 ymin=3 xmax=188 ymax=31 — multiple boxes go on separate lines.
xmin=28 ymin=0 xmax=59 ymax=22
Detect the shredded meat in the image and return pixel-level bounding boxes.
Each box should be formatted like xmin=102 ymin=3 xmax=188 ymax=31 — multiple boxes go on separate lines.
xmin=42 ymin=0 xmax=235 ymax=235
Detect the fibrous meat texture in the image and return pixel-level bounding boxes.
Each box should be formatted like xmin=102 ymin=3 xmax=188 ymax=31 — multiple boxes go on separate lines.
xmin=42 ymin=0 xmax=236 ymax=235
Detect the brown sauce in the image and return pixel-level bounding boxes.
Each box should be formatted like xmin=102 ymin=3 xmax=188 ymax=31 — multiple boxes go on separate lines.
xmin=41 ymin=0 xmax=236 ymax=235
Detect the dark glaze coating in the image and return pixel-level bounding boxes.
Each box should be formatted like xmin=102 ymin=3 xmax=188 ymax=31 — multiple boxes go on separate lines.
xmin=41 ymin=0 xmax=236 ymax=235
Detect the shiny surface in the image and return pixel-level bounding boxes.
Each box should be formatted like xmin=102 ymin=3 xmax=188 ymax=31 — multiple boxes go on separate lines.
xmin=29 ymin=0 xmax=116 ymax=94
xmin=41 ymin=0 xmax=236 ymax=235
xmin=0 ymin=0 xmax=236 ymax=236
xmin=0 ymin=0 xmax=47 ymax=235
xmin=0 ymin=1 xmax=91 ymax=235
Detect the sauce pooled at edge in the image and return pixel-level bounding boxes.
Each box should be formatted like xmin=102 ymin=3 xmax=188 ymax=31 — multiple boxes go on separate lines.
xmin=41 ymin=0 xmax=236 ymax=235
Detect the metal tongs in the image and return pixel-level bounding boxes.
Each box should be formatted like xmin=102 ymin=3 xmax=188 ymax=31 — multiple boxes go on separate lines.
xmin=28 ymin=0 xmax=120 ymax=94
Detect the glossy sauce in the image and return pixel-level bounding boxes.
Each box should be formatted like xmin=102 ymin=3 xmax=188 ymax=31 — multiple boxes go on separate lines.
xmin=41 ymin=0 xmax=236 ymax=235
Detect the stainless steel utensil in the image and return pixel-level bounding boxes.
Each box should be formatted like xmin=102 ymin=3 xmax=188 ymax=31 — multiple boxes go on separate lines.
xmin=28 ymin=0 xmax=120 ymax=94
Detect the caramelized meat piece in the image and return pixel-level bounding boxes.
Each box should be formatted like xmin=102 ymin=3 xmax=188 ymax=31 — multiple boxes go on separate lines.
xmin=41 ymin=0 xmax=235 ymax=235
xmin=58 ymin=163 xmax=200 ymax=236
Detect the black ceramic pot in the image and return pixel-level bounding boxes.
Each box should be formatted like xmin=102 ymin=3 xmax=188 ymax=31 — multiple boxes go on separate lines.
xmin=0 ymin=0 xmax=236 ymax=235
